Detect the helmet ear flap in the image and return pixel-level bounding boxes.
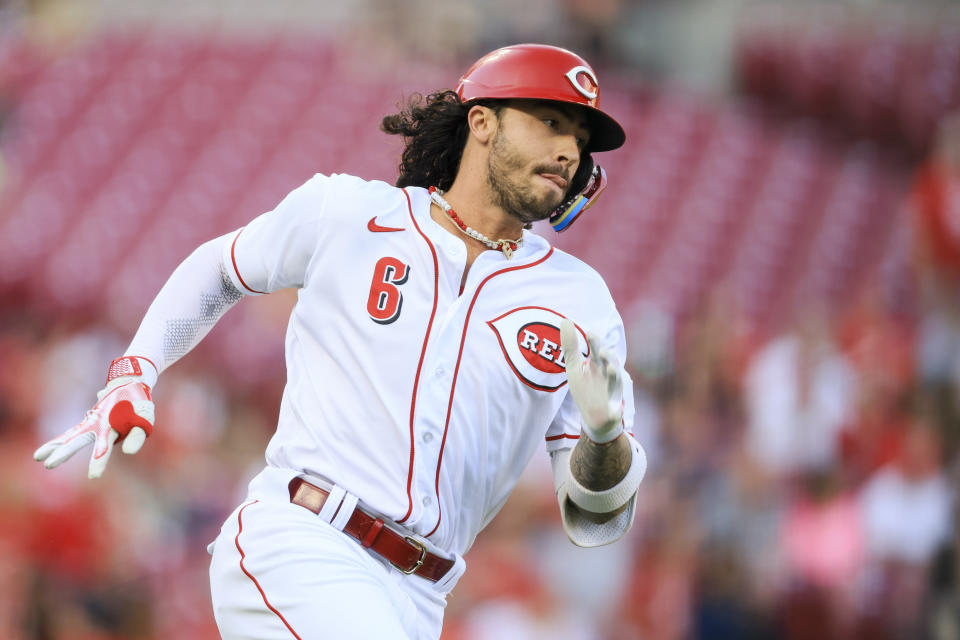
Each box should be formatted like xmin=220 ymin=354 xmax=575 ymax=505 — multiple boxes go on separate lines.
xmin=569 ymin=153 xmax=594 ymax=196
xmin=548 ymin=154 xmax=607 ymax=232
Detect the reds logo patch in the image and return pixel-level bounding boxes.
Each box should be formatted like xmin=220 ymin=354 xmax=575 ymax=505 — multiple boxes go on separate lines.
xmin=487 ymin=307 xmax=589 ymax=392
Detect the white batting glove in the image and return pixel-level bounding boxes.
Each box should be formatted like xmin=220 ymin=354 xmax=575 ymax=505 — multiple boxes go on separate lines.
xmin=34 ymin=356 xmax=155 ymax=479
xmin=560 ymin=319 xmax=624 ymax=443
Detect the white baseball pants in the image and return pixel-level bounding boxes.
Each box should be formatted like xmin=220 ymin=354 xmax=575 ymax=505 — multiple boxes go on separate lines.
xmin=208 ymin=467 xmax=466 ymax=640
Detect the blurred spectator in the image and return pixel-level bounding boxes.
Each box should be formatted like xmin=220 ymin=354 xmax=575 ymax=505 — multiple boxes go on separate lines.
xmin=860 ymin=420 xmax=954 ymax=638
xmin=694 ymin=448 xmax=784 ymax=640
xmin=692 ymin=543 xmax=779 ymax=640
xmin=910 ymin=112 xmax=960 ymax=466
xmin=861 ymin=420 xmax=952 ymax=566
xmin=778 ymin=469 xmax=865 ymax=639
xmin=911 ymin=111 xmax=960 ymax=285
xmin=837 ymin=293 xmax=915 ymax=487
xmin=612 ymin=512 xmax=697 ymax=640
xmin=743 ymin=308 xmax=858 ymax=478
xmin=923 ymin=504 xmax=960 ymax=640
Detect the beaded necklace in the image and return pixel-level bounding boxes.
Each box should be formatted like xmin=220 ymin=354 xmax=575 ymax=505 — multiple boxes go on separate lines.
xmin=429 ymin=187 xmax=523 ymax=259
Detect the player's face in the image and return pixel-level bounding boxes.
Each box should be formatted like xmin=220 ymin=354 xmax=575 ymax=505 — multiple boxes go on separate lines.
xmin=486 ymin=101 xmax=591 ymax=224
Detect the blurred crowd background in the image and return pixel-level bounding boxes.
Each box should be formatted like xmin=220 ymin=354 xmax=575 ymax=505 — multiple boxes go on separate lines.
xmin=1 ymin=0 xmax=960 ymax=638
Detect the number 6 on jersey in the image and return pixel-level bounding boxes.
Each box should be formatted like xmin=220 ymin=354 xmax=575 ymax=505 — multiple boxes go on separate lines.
xmin=367 ymin=257 xmax=410 ymax=324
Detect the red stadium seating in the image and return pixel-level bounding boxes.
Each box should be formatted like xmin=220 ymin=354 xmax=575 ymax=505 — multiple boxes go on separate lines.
xmin=736 ymin=6 xmax=960 ymax=153
xmin=0 ymin=27 xmax=913 ymax=382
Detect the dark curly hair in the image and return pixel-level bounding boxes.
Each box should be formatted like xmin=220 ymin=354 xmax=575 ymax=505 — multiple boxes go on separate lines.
xmin=381 ymin=90 xmax=501 ymax=191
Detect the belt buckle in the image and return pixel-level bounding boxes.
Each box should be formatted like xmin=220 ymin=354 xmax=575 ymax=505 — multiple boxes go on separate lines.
xmin=394 ymin=536 xmax=427 ymax=575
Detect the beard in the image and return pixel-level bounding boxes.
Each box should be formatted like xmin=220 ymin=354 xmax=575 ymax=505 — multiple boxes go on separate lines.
xmin=486 ymin=127 xmax=568 ymax=225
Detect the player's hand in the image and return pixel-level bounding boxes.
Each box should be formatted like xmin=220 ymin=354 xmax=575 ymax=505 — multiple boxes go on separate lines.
xmin=560 ymin=319 xmax=624 ymax=443
xmin=34 ymin=357 xmax=155 ymax=479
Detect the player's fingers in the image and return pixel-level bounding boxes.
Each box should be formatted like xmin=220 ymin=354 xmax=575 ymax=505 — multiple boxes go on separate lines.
xmin=41 ymin=432 xmax=96 ymax=469
xmin=560 ymin=319 xmax=583 ymax=371
xmin=121 ymin=427 xmax=147 ymax=455
xmin=584 ymin=332 xmax=606 ymax=367
xmin=33 ymin=439 xmax=62 ymax=462
xmin=596 ymin=347 xmax=619 ymax=379
xmin=607 ymin=369 xmax=621 ymax=398
xmin=601 ymin=351 xmax=623 ymax=404
xmin=88 ymin=429 xmax=120 ymax=479
xmin=34 ymin=418 xmax=92 ymax=462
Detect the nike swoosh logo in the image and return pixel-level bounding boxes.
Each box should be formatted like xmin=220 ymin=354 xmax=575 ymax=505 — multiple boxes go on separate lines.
xmin=368 ymin=217 xmax=404 ymax=233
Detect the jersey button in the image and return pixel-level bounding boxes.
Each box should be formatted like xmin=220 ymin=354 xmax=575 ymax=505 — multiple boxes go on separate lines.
xmin=434 ymin=367 xmax=445 ymax=377
xmin=422 ymin=432 xmax=434 ymax=443
xmin=422 ymin=496 xmax=432 ymax=507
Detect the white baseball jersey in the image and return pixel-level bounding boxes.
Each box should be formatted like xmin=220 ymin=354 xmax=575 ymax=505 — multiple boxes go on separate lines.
xmin=222 ymin=173 xmax=635 ymax=557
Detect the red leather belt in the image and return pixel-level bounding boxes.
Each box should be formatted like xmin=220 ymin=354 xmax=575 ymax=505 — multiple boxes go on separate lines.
xmin=288 ymin=477 xmax=454 ymax=582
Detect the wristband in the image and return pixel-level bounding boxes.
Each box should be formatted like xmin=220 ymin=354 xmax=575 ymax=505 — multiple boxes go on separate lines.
xmin=107 ymin=356 xmax=158 ymax=388
xmin=581 ymin=416 xmax=624 ymax=444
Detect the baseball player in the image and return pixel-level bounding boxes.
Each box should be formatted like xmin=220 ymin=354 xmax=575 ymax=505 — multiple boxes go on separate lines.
xmin=34 ymin=44 xmax=647 ymax=640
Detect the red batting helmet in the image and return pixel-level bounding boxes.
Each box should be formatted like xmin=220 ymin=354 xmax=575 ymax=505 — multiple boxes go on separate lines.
xmin=455 ymin=44 xmax=625 ymax=152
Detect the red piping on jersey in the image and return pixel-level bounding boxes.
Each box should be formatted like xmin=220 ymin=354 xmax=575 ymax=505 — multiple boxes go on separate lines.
xmin=231 ymin=228 xmax=268 ymax=295
xmin=397 ymin=188 xmax=440 ymax=525
xmin=546 ymin=433 xmax=581 ymax=441
xmin=546 ymin=430 xmax=635 ymax=442
xmin=234 ymin=501 xmax=304 ymax=640
xmin=426 ymin=247 xmax=555 ymax=538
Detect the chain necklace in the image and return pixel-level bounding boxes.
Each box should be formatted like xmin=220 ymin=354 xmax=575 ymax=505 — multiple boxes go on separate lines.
xmin=429 ymin=187 xmax=523 ymax=259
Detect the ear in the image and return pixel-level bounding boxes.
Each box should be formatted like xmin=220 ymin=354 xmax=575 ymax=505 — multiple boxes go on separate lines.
xmin=467 ymin=104 xmax=498 ymax=145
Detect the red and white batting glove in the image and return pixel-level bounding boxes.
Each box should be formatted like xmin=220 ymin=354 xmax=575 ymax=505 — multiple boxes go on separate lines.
xmin=560 ymin=319 xmax=624 ymax=444
xmin=34 ymin=356 xmax=156 ymax=479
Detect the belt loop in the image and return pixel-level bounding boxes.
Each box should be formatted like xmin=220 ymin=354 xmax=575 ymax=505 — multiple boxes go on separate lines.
xmin=361 ymin=518 xmax=385 ymax=548
xmin=318 ymin=486 xmax=346 ymax=524
xmin=330 ymin=492 xmax=358 ymax=531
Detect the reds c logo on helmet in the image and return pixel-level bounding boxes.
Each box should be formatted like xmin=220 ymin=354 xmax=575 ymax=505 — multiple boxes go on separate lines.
xmin=455 ymin=44 xmax=625 ymax=152
xmin=565 ymin=65 xmax=599 ymax=101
